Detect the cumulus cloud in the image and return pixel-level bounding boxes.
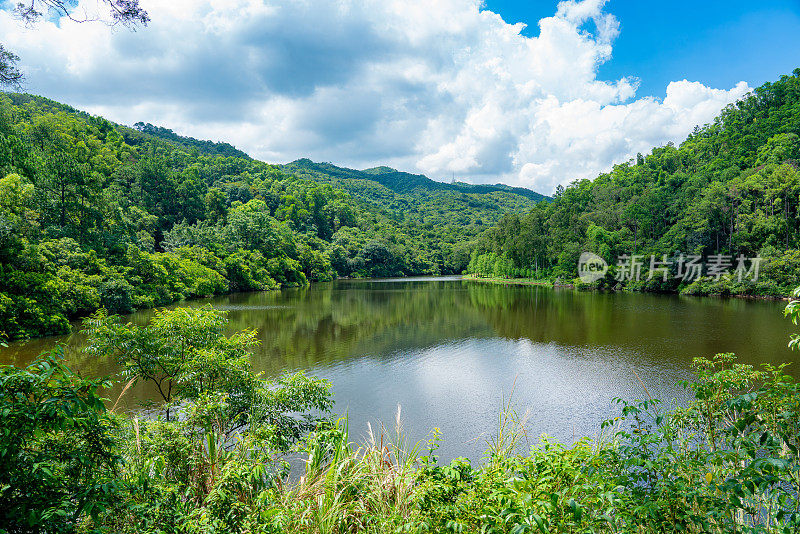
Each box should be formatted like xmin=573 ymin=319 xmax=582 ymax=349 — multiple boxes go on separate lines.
xmin=0 ymin=0 xmax=750 ymax=193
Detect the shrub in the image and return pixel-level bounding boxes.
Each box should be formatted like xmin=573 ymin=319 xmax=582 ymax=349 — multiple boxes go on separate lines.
xmin=0 ymin=349 xmax=121 ymax=533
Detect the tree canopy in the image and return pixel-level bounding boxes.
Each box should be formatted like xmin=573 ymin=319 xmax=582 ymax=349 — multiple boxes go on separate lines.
xmin=0 ymin=94 xmax=540 ymax=340
xmin=467 ymin=69 xmax=800 ymax=298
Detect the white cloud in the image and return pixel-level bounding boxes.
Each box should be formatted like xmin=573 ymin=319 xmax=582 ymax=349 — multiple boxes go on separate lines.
xmin=0 ymin=0 xmax=750 ymax=194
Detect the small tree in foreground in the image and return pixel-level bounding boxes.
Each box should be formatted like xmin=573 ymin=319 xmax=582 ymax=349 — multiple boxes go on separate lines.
xmin=84 ymin=305 xmax=332 ymax=531
xmin=82 ymin=305 xmax=332 ymax=447
xmin=0 ymin=349 xmax=120 ymax=533
xmin=83 ymin=305 xmax=257 ymax=419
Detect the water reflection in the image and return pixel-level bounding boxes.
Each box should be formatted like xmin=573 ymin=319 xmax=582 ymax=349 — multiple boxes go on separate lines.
xmin=2 ymin=278 xmax=796 ymax=461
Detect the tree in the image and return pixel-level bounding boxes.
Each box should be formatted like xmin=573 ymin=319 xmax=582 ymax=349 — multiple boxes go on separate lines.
xmin=205 ymin=186 xmax=227 ymax=221
xmin=1 ymin=0 xmax=149 ymax=89
xmin=82 ymin=305 xmax=254 ymax=420
xmin=0 ymin=173 xmax=36 ymax=244
xmin=0 ymin=348 xmax=121 ymax=533
xmin=38 ymin=152 xmax=93 ymax=229
xmin=0 ymin=45 xmax=22 ymax=89
xmin=82 ymin=305 xmax=331 ymax=448
xmin=133 ymin=156 xmax=179 ymax=234
xmin=223 ymin=199 xmax=294 ymax=257
xmin=356 ymin=239 xmax=402 ymax=277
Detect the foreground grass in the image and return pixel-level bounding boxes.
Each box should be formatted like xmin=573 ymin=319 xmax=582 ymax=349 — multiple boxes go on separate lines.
xmin=257 ymin=354 xmax=800 ymax=533
xmin=268 ymin=407 xmax=624 ymax=533
xmin=4 ymin=296 xmax=800 ymax=533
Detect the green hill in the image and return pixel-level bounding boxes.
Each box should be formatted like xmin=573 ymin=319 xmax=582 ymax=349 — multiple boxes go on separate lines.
xmin=129 ymin=122 xmax=251 ymax=159
xmin=468 ymin=68 xmax=800 ymax=297
xmin=0 ymin=93 xmax=545 ymax=339
xmin=284 ymin=158 xmax=547 ymax=200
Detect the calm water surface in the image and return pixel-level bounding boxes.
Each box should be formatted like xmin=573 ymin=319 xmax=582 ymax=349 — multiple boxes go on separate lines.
xmin=2 ymin=277 xmax=797 ymax=462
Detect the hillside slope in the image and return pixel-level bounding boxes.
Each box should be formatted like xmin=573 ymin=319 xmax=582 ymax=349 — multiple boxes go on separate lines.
xmin=0 ymin=93 xmax=544 ymax=339
xmin=283 ymin=158 xmax=547 ymax=199
xmin=468 ymin=68 xmax=800 ymax=297
xmin=282 ymin=158 xmax=546 ymax=232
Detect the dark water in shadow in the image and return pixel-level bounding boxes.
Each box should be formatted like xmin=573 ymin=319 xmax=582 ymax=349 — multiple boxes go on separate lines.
xmin=2 ymin=277 xmax=796 ymax=462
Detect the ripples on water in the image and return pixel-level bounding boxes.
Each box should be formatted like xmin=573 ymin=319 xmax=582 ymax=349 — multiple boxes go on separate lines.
xmin=2 ymin=277 xmax=795 ymax=462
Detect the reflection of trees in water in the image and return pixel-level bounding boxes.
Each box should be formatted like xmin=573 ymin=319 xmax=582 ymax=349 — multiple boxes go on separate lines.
xmin=467 ymin=284 xmax=663 ymax=346
xmin=465 ymin=283 xmax=795 ymax=373
xmin=2 ymin=281 xmax=795 ymax=403
xmin=224 ymin=282 xmax=494 ymax=376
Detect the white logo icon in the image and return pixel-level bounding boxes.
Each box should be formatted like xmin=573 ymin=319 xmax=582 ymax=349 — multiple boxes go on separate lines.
xmin=577 ymin=252 xmax=608 ymax=283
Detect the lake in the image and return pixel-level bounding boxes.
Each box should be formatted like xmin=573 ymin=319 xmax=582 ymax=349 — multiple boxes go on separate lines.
xmin=2 ymin=277 xmax=797 ymax=462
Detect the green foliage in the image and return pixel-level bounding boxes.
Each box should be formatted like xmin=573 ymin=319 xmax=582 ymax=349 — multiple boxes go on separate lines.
xmin=786 ymin=285 xmax=800 ymax=351
xmin=0 ymin=94 xmax=539 ymax=340
xmin=83 ymin=305 xmax=333 ymax=533
xmin=0 ymin=349 xmax=120 ymax=533
xmin=82 ymin=306 xmax=252 ymax=415
xmin=468 ymin=69 xmax=800 ymax=297
xmin=82 ymin=305 xmax=331 ymax=440
xmin=467 ymin=251 xmax=517 ymax=279
xmin=132 ymin=122 xmax=250 ymax=159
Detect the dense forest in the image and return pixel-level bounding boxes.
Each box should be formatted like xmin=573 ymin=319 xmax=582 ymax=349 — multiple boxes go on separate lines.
xmin=468 ymin=69 xmax=800 ymax=297
xmin=3 ymin=69 xmax=800 ymax=341
xmin=0 ymin=94 xmax=543 ymax=340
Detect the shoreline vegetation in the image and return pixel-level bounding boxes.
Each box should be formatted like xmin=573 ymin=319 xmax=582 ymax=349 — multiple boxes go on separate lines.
xmin=464 ymin=71 xmax=800 ymax=301
xmin=461 ymin=273 xmax=553 ymax=287
xmin=3 ymin=70 xmax=800 ymax=341
xmin=462 ymin=273 xmax=793 ymax=300
xmin=1 ymin=289 xmax=799 ymax=533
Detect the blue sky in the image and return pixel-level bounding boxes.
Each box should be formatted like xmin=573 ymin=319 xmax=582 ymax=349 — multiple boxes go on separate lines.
xmin=1 ymin=0 xmax=797 ymax=194
xmin=485 ymin=0 xmax=800 ymax=97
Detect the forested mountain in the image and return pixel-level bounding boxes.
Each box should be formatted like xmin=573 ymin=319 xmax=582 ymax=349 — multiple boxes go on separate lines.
xmin=468 ymin=69 xmax=800 ymax=298
xmin=282 ymin=158 xmax=545 ymax=235
xmin=283 ymin=158 xmax=547 ymax=199
xmin=129 ymin=122 xmax=251 ymax=159
xmin=0 ymin=93 xmax=543 ymax=339
xmin=4 ymin=69 xmax=800 ymax=340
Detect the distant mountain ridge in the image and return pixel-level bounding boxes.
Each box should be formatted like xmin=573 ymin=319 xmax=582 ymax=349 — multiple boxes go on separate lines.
xmin=1 ymin=92 xmax=546 ymax=233
xmin=131 ymin=122 xmax=251 ymax=159
xmin=119 ymin=120 xmax=548 ymax=201
xmin=1 ymin=93 xmax=547 ymax=200
xmin=282 ymin=158 xmax=549 ymax=201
